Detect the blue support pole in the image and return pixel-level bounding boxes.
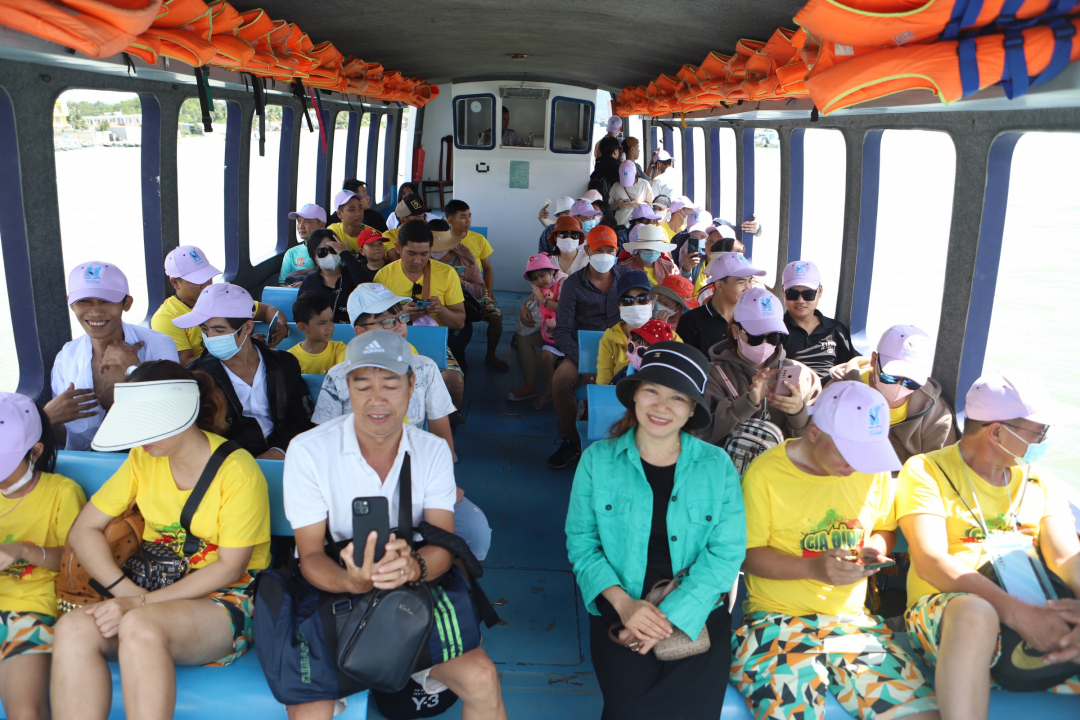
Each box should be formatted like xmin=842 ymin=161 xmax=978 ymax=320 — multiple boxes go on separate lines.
xmin=138 ymin=93 xmax=164 ymax=319
xmin=275 ymin=106 xmax=294 ymax=254
xmin=314 ymin=107 xmax=330 ymax=211
xmin=684 ymin=127 xmax=695 ymax=201
xmin=344 ymin=111 xmax=359 ymax=180
xmin=741 ymin=128 xmax=756 ymax=260
xmin=223 ymin=101 xmax=241 ymax=282
xmin=787 ymin=129 xmax=805 ymax=262
xmin=847 ymin=130 xmax=884 ymax=349
xmin=709 ymin=128 xmax=721 ymax=216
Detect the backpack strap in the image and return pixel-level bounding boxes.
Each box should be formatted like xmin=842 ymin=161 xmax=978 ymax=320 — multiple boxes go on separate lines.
xmin=180 ymin=440 xmax=241 ymax=557
xmin=396 ymin=452 xmax=413 ymax=546
xmin=715 ymin=366 xmax=739 ymax=399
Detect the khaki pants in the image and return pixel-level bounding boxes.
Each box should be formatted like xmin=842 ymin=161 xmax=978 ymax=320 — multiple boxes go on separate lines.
xmin=552 ymin=358 xmax=586 ymax=439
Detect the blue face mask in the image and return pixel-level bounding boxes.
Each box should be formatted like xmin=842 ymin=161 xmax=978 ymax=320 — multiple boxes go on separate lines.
xmin=1001 ymin=424 xmax=1049 ymax=465
xmin=202 ymin=326 xmax=247 ymax=362
xmin=581 ymin=219 xmax=599 ymax=233
xmin=638 ymin=250 xmax=661 ymax=264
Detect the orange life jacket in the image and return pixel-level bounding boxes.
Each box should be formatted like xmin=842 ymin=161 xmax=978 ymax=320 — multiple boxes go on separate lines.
xmin=0 ymin=0 xmax=160 ymax=59
xmin=806 ymin=17 xmax=1080 ymax=112
xmin=795 ymin=0 xmax=1080 ymax=48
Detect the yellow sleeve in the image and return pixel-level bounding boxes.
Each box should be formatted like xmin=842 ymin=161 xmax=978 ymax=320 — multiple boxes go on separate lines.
xmin=331 ymin=341 xmax=347 ymax=366
xmin=90 ymin=457 xmax=139 ymax=518
xmin=673 ymin=331 xmax=683 ymax=343
xmin=474 ymin=234 xmax=494 ymax=261
xmin=150 ymin=307 xmax=194 ymax=353
xmin=874 ymin=473 xmax=899 ymax=532
xmin=694 ymin=270 xmax=709 ymax=296
xmin=596 ymin=329 xmax=618 ymax=386
xmin=286 ymin=345 xmax=311 ymax=374
xmin=49 ymin=477 xmax=87 ymax=547
xmin=441 ymin=265 xmax=465 ymax=306
xmin=896 ymin=454 xmax=948 ymax=520
xmin=214 ymin=455 xmax=271 ymax=549
xmin=1036 ymin=470 xmax=1071 ymax=520
xmin=741 ymin=462 xmax=773 ymax=549
xmin=373 ymin=264 xmax=392 ymax=287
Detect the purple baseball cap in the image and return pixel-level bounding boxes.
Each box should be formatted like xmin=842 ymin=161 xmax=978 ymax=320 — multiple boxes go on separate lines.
xmin=619 ymin=160 xmax=637 ymax=188
xmin=733 ymin=287 xmax=786 ymax=336
xmin=172 ymin=283 xmax=255 ymax=330
xmin=687 ymin=209 xmax=714 ymax=234
xmin=812 ymin=381 xmax=901 ymax=474
xmin=334 ymin=190 xmax=362 ymax=213
xmin=668 ymin=195 xmax=699 ymax=214
xmin=288 ymin=203 xmax=327 ymax=223
xmin=67 ymin=262 xmax=129 ymax=305
xmin=630 ymin=205 xmax=662 ymax=221
xmin=876 ymin=325 xmax=932 ymax=386
xmin=965 ymin=371 xmax=1052 ymax=425
xmin=0 ymin=393 xmax=41 ymax=479
xmin=706 ymin=252 xmax=765 ymax=282
xmin=164 ymin=245 xmax=220 ymax=285
xmin=606 ymin=116 xmax=623 ymax=133
xmin=570 ymin=200 xmax=601 ymax=218
xmin=783 ymin=260 xmax=821 ymax=290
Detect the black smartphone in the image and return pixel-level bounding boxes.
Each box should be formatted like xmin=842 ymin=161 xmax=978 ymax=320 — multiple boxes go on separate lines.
xmin=351 ymin=497 xmax=390 ymax=564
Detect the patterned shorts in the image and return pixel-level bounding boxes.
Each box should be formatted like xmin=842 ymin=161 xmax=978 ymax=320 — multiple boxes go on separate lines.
xmin=445 ymin=349 xmax=463 ymax=377
xmin=204 ymin=574 xmax=255 ymax=667
xmin=731 ymin=611 xmax=937 ymax=720
xmin=905 ymin=593 xmax=1080 ymax=694
xmin=479 ymin=295 xmax=501 ymax=319
xmin=0 ymin=610 xmax=55 ymax=660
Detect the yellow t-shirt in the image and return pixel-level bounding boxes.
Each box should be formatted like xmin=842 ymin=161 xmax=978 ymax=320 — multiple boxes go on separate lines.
xmin=381 ymin=228 xmax=399 ymax=257
xmin=860 ymin=368 xmax=908 ymax=424
xmin=373 ymin=261 xmax=465 ymax=327
xmin=91 ymin=432 xmax=272 ymax=573
xmin=644 ymin=267 xmax=658 ymax=286
xmin=693 ymin=268 xmax=710 ymax=296
xmin=0 ymin=473 xmax=86 ymax=615
xmin=660 ymin=224 xmax=676 ymax=241
xmin=896 ymin=444 xmax=1067 ymax=607
xmin=151 ymin=296 xmax=262 ymax=359
xmin=288 ymin=340 xmax=347 ymax=375
xmin=327 ymin=222 xmax=373 ymax=254
xmin=742 ymin=440 xmax=898 ymax=617
xmin=596 ymin=321 xmax=683 ymax=386
xmin=461 ymin=231 xmax=494 ymax=265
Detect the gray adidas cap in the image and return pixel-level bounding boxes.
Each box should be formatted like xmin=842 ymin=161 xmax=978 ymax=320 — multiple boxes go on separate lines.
xmin=343 ymin=330 xmax=412 ymax=376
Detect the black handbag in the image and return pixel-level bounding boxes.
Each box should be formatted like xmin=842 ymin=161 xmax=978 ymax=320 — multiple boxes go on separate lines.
xmin=333 ymin=453 xmax=437 ymax=693
xmin=121 ymin=441 xmax=240 ymax=592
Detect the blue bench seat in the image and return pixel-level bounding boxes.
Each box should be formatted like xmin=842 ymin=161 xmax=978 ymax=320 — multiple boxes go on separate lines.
xmin=252 ymin=322 xmax=448 ymax=370
xmin=47 ymin=451 xmax=368 ymax=720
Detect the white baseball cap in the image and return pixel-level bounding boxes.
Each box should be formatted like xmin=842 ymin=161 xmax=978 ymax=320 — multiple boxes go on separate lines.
xmin=164 ymin=245 xmax=220 ymax=285
xmin=172 ymin=283 xmax=255 ymax=329
xmin=554 ymin=196 xmax=575 ymax=214
xmin=347 ymin=283 xmax=409 ymax=326
xmin=288 ymin=203 xmax=327 ymax=223
xmin=812 ymin=381 xmax=902 ymax=474
xmin=965 ymin=371 xmax=1053 ymax=425
xmin=782 ymin=260 xmax=821 ymax=290
xmin=733 ymin=287 xmax=786 ymax=336
xmin=876 ymin=325 xmax=933 ymax=386
xmin=0 ymin=393 xmax=42 ymax=479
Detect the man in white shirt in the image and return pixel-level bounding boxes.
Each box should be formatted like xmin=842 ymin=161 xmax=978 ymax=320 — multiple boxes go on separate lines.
xmin=46 ymin=261 xmax=178 ymax=450
xmin=283 ymin=330 xmax=506 ymax=720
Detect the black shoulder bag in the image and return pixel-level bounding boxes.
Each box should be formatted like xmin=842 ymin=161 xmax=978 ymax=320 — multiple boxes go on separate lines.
xmin=122 ymin=441 xmax=241 ymax=591
xmin=334 ymin=453 xmax=437 ymax=693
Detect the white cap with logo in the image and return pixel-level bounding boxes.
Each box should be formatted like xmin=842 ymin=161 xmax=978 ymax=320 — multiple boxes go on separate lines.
xmin=813 ymin=381 xmax=902 ymax=474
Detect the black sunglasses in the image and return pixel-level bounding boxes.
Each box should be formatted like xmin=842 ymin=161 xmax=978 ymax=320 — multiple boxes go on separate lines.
xmin=743 ymin=331 xmax=786 ymax=346
xmin=785 ymin=288 xmax=818 ymax=302
xmin=878 ymin=371 xmax=921 ymax=391
xmin=315 ymin=246 xmax=339 ymax=258
xmin=411 ymin=282 xmax=424 ymax=299
xmin=619 ymin=294 xmax=653 ymax=307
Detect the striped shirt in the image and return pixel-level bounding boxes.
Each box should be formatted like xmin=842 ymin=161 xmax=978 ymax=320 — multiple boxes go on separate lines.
xmin=782 ymin=310 xmax=856 ymax=380
xmin=553 ymin=264 xmax=628 ymax=364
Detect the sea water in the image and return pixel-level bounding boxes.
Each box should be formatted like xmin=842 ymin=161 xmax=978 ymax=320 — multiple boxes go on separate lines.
xmin=0 ymin=128 xmax=1076 ymax=490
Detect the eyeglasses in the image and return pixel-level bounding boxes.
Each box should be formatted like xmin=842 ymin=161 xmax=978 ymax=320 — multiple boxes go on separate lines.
xmin=361 ymin=312 xmax=409 ymax=329
xmin=743 ymin=331 xmax=786 ymax=346
xmin=878 ymin=371 xmax=922 ymax=391
xmin=619 ymin=294 xmax=653 ymax=307
xmin=315 ymin=246 xmax=339 ymax=258
xmin=1002 ymin=422 xmax=1049 ymax=444
xmin=785 ymin=288 xmax=818 ymax=302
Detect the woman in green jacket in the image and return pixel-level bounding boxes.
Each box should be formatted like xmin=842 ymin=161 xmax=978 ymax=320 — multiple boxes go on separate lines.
xmin=565 ymin=342 xmax=746 ymax=720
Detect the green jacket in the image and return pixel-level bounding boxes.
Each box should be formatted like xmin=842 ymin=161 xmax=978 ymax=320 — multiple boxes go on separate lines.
xmin=565 ymin=429 xmax=746 ymax=639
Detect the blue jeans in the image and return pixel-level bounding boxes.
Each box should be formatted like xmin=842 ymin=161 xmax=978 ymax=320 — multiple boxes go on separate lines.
xmin=453 ymin=496 xmax=491 ymax=561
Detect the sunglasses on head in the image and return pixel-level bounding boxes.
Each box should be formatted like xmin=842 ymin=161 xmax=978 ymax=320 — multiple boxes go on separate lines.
xmin=878 ymin=371 xmax=921 ymax=391
xmin=619 ymin=294 xmax=653 ymax=307
xmin=361 ymin=312 xmax=410 ymax=329
xmin=742 ymin=330 xmax=786 ymax=346
xmin=315 ymin=246 xmax=339 ymax=258
xmin=785 ymin=288 xmax=818 ymax=302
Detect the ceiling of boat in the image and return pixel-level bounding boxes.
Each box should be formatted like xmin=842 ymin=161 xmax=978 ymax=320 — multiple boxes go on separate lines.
xmin=234 ymin=0 xmax=808 ymax=92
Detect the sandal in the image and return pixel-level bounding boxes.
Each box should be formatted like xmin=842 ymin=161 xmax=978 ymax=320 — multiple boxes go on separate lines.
xmin=508 ymin=386 xmax=539 ymax=402
xmin=531 ymin=393 xmax=553 ymax=410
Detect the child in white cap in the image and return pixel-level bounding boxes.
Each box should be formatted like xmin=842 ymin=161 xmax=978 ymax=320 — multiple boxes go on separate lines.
xmin=733 ymin=381 xmax=938 ymax=720
xmin=47 ymin=262 xmax=179 ymax=451
xmin=830 ymin=324 xmax=956 ymax=465
xmin=0 ymin=393 xmax=85 ymax=717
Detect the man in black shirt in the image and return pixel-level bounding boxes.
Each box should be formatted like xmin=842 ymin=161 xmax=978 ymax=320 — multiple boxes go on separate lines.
xmin=780 ymin=260 xmax=855 ymax=380
xmin=676 ymin=252 xmax=764 ymax=356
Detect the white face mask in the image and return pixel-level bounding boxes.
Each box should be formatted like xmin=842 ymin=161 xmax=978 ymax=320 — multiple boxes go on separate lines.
xmin=556 ymin=237 xmax=580 ymax=254
xmin=620 ymin=305 xmax=652 ymax=329
xmin=2 ymin=460 xmax=34 ymax=497
xmin=429 ymin=251 xmax=448 ymax=261
xmin=738 ymin=338 xmax=775 ymax=366
xmin=589 ymin=253 xmax=617 ymax=273
xmin=316 ymin=254 xmax=340 ymax=271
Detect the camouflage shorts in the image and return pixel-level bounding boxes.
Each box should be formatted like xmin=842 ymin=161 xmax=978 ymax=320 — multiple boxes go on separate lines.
xmin=0 ymin=610 xmax=55 ymax=659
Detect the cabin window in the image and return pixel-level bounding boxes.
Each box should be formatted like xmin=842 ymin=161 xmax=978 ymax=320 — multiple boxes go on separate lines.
xmin=689 ymin=127 xmax=706 ymax=206
xmin=627 ymin=115 xmax=644 ymax=157
xmin=396 ymin=106 xmax=418 ymax=195
xmin=453 ymin=95 xmax=495 ymax=150
xmin=249 ymin=105 xmax=285 ymax=264
xmin=176 ymin=97 xmax=228 ymax=278
xmin=332 ymin=111 xmax=357 ymax=192
xmin=799 ymin=129 xmax=846 ymax=317
xmin=715 ymin=127 xmax=737 ymax=220
xmin=984 ymin=131 xmax=1079 ymax=484
xmin=296 ymin=106 xmax=324 ymax=214
xmin=375 ymin=115 xmax=390 ymax=203
xmin=550 ymin=98 xmax=593 ymax=154
xmin=865 ymin=130 xmax=955 ymax=360
xmin=752 ymin=128 xmax=780 ymax=287
xmin=55 ymin=90 xmax=147 ymax=337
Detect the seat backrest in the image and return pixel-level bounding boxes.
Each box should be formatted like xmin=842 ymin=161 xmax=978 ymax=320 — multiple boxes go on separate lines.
xmin=261 ymin=286 xmax=300 ymax=321
xmin=332 ymin=324 xmax=357 ymax=344
xmin=586 ymin=384 xmax=624 ymax=441
xmin=55 ymin=451 xmax=294 ymax=537
xmin=251 ymin=322 xmax=303 ymax=352
xmin=302 ymin=374 xmax=324 ymax=402
xmin=577 ymin=330 xmax=604 ymax=375
xmin=472 ymin=226 xmax=487 ymax=239
xmin=407 ymin=325 xmax=448 ymax=370
xmin=441 ymin=135 xmax=453 ymax=181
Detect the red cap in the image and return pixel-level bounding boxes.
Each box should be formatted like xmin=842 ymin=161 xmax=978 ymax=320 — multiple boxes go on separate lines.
xmin=355 ymin=228 xmax=385 ymax=247
xmin=630 ymin=319 xmax=675 ymax=345
xmin=659 ymin=274 xmax=694 ymax=300
xmin=586 ymin=225 xmax=617 ymax=250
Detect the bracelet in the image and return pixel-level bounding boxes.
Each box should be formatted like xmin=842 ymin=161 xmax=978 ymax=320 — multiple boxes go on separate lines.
xmin=411 ymin=549 xmax=427 ymax=583
xmin=36 ymin=544 xmax=46 ymax=566
xmin=103 ymin=575 xmax=126 ymax=592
